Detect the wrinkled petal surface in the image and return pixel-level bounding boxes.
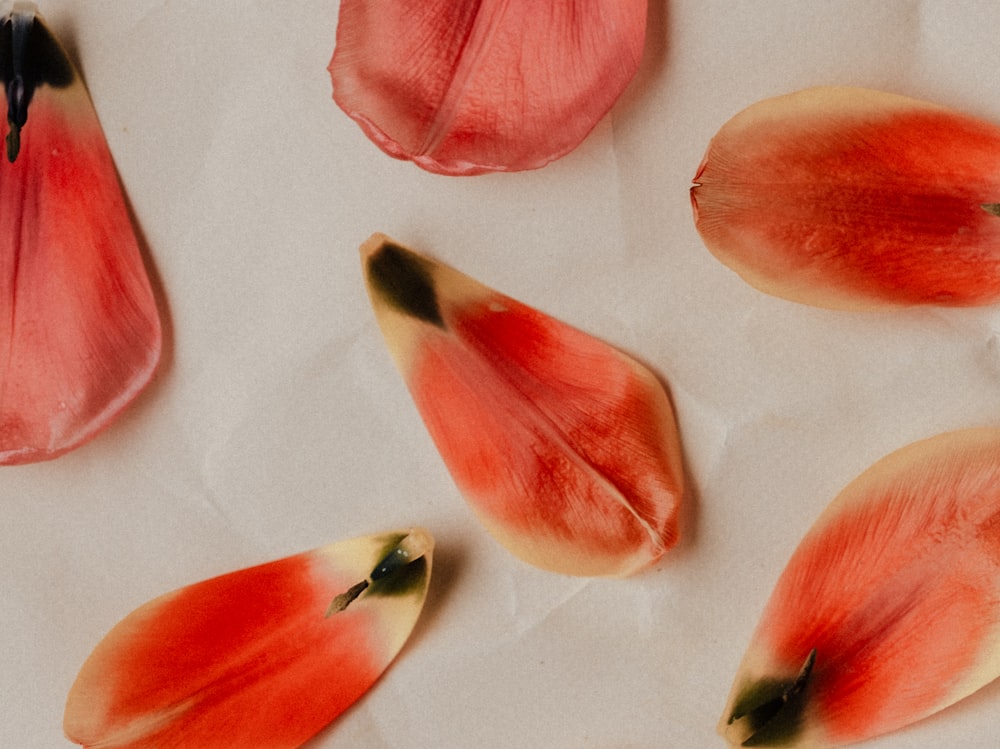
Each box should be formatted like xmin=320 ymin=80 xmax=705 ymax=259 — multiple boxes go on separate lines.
xmin=721 ymin=428 xmax=1000 ymax=748
xmin=691 ymin=86 xmax=1000 ymax=309
xmin=361 ymin=234 xmax=683 ymax=577
xmin=0 ymin=4 xmax=161 ymax=463
xmin=329 ymin=0 xmax=647 ymax=175
xmin=64 ymin=529 xmax=433 ymax=749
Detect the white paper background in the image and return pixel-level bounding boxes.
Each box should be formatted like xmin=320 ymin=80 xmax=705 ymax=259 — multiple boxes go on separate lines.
xmin=6 ymin=1 xmax=1000 ymax=747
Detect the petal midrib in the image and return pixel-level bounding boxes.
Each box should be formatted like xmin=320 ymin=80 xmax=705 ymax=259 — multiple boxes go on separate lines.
xmin=418 ymin=0 xmax=511 ymax=157
xmin=459 ymin=323 xmax=665 ymax=552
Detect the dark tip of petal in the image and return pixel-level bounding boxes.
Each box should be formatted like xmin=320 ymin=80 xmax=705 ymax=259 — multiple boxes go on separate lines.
xmin=367 ymin=530 xmax=432 ymax=599
xmin=370 ymin=546 xmax=413 ymax=582
xmin=328 ymin=531 xmax=432 ymax=615
xmin=981 ymin=203 xmax=1000 ymax=217
xmin=0 ymin=9 xmax=75 ymax=90
xmin=367 ymin=241 xmax=445 ymax=328
xmin=1 ymin=7 xmax=74 ymax=163
xmin=367 ymin=529 xmax=432 ymax=599
xmin=728 ymin=649 xmax=816 ymax=747
xmin=368 ymin=555 xmax=428 ymax=599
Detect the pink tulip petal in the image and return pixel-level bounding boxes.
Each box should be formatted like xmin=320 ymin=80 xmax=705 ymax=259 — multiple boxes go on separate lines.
xmin=361 ymin=234 xmax=683 ymax=577
xmin=64 ymin=529 xmax=434 ymax=749
xmin=329 ymin=0 xmax=647 ymax=175
xmin=0 ymin=5 xmax=161 ymax=463
xmin=721 ymin=429 xmax=1000 ymax=747
xmin=691 ymin=87 xmax=1000 ymax=309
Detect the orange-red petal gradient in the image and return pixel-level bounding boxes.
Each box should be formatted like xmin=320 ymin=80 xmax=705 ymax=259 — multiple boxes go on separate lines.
xmin=361 ymin=234 xmax=683 ymax=577
xmin=0 ymin=5 xmax=160 ymax=463
xmin=64 ymin=529 xmax=433 ymax=749
xmin=691 ymin=87 xmax=1000 ymax=310
xmin=720 ymin=428 xmax=1000 ymax=748
xmin=329 ymin=0 xmax=647 ymax=175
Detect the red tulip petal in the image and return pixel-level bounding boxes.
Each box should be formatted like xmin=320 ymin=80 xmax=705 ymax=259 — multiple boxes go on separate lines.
xmin=0 ymin=5 xmax=161 ymax=464
xmin=721 ymin=429 xmax=1000 ymax=747
xmin=64 ymin=529 xmax=433 ymax=749
xmin=329 ymin=0 xmax=647 ymax=175
xmin=691 ymin=87 xmax=1000 ymax=309
xmin=361 ymin=234 xmax=683 ymax=577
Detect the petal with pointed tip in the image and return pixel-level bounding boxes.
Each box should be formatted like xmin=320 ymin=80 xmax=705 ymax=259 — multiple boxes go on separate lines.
xmin=361 ymin=234 xmax=683 ymax=577
xmin=0 ymin=4 xmax=161 ymax=464
xmin=329 ymin=0 xmax=647 ymax=175
xmin=721 ymin=429 xmax=1000 ymax=747
xmin=691 ymin=87 xmax=1000 ymax=309
xmin=64 ymin=529 xmax=434 ymax=749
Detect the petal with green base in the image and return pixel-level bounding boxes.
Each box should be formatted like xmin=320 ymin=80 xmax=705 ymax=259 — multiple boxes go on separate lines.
xmin=0 ymin=3 xmax=161 ymax=463
xmin=721 ymin=429 xmax=1000 ymax=747
xmin=64 ymin=529 xmax=433 ymax=749
xmin=362 ymin=234 xmax=684 ymax=577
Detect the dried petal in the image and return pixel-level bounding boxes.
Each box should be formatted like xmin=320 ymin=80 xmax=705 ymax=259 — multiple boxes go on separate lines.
xmin=361 ymin=234 xmax=683 ymax=577
xmin=721 ymin=428 xmax=1000 ymax=747
xmin=691 ymin=87 xmax=1000 ymax=309
xmin=329 ymin=0 xmax=647 ymax=175
xmin=0 ymin=4 xmax=161 ymax=463
xmin=64 ymin=529 xmax=433 ymax=749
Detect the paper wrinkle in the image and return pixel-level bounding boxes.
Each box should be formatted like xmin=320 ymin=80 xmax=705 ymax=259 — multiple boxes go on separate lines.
xmin=186 ymin=480 xmax=248 ymax=539
xmin=464 ymin=566 xmax=593 ymax=648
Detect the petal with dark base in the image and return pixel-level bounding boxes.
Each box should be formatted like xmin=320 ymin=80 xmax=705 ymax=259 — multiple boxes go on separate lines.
xmin=721 ymin=429 xmax=1000 ymax=747
xmin=0 ymin=4 xmax=161 ymax=463
xmin=361 ymin=234 xmax=684 ymax=577
xmin=64 ymin=529 xmax=433 ymax=749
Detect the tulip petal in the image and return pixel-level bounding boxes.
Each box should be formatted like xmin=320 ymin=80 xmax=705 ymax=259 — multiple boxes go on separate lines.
xmin=361 ymin=234 xmax=683 ymax=577
xmin=329 ymin=0 xmax=647 ymax=175
xmin=720 ymin=428 xmax=1000 ymax=747
xmin=0 ymin=3 xmax=161 ymax=463
xmin=691 ymin=86 xmax=1000 ymax=309
xmin=64 ymin=528 xmax=434 ymax=749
